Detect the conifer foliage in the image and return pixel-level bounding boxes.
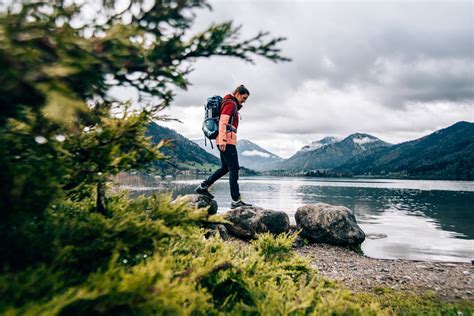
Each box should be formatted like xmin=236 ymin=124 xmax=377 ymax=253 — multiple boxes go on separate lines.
xmin=0 ymin=0 xmax=289 ymax=217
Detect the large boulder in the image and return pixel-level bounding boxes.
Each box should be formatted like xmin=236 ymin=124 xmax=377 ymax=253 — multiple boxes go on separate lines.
xmin=172 ymin=194 xmax=218 ymax=215
xmin=224 ymin=206 xmax=290 ymax=240
xmin=295 ymin=203 xmax=365 ymax=246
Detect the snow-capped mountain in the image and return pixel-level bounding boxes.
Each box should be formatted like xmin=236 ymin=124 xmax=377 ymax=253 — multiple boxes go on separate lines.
xmin=298 ymin=136 xmax=340 ymax=153
xmin=191 ymin=138 xmax=220 ymax=157
xmin=276 ymin=133 xmax=392 ymax=171
xmin=192 ymin=138 xmax=282 ymax=171
xmin=237 ymin=139 xmax=282 ymax=171
xmin=337 ymin=121 xmax=474 ymax=180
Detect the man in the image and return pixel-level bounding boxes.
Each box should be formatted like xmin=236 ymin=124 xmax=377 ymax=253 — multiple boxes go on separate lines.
xmin=195 ymin=85 xmax=252 ymax=208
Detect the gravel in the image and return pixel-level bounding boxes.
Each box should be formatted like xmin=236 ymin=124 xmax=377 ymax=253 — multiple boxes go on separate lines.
xmin=297 ymin=243 xmax=474 ymax=301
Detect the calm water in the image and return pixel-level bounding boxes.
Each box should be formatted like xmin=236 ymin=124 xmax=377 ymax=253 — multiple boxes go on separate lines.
xmin=120 ymin=176 xmax=474 ymax=263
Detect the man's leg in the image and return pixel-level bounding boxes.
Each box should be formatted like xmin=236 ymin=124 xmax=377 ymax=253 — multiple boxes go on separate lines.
xmin=196 ymin=150 xmax=229 ymax=199
xmin=221 ymin=145 xmax=240 ymax=201
xmin=202 ymin=150 xmax=229 ymax=187
xmin=222 ymin=145 xmax=252 ymax=208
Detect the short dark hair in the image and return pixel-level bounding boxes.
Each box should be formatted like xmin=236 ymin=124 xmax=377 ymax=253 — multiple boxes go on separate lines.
xmin=234 ymin=84 xmax=250 ymax=95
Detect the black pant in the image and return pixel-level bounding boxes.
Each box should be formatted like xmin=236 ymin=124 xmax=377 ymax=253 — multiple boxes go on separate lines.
xmin=202 ymin=144 xmax=240 ymax=201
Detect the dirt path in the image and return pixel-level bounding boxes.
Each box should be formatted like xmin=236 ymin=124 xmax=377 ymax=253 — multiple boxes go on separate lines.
xmin=297 ymin=243 xmax=473 ymax=301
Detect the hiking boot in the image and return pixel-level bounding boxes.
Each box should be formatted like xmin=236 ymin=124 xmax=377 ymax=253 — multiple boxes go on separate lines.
xmin=231 ymin=200 xmax=253 ymax=209
xmin=195 ymin=184 xmax=214 ymax=199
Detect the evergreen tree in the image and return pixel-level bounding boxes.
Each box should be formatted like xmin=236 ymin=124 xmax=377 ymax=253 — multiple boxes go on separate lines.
xmin=0 ymin=0 xmax=289 ymax=217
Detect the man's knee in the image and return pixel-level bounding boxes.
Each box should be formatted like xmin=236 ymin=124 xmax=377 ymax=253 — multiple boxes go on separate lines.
xmin=229 ymin=167 xmax=239 ymax=176
xmin=229 ymin=165 xmax=239 ymax=171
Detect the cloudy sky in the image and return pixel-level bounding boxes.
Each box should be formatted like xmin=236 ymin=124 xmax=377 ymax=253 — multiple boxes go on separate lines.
xmin=118 ymin=0 xmax=474 ymax=158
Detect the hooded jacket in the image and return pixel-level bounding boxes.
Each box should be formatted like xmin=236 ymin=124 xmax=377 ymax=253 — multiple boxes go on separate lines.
xmin=216 ymin=94 xmax=241 ymax=146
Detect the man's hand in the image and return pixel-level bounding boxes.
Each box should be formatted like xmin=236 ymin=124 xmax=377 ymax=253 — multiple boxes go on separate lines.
xmin=219 ymin=144 xmax=226 ymax=152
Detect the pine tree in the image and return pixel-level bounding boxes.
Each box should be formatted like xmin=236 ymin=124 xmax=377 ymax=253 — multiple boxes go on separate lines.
xmin=0 ymin=0 xmax=289 ymax=217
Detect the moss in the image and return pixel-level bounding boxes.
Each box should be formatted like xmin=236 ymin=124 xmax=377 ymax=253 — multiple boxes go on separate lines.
xmin=346 ymin=243 xmax=364 ymax=255
xmin=353 ymin=289 xmax=473 ymax=315
xmin=1 ymin=194 xmax=472 ymax=315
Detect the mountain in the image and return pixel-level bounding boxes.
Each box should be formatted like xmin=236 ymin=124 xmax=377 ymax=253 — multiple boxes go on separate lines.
xmin=237 ymin=139 xmax=283 ymax=171
xmin=192 ymin=138 xmax=282 ymax=171
xmin=276 ymin=133 xmax=392 ymax=171
xmin=337 ymin=121 xmax=474 ymax=180
xmin=298 ymin=136 xmax=340 ymax=153
xmin=192 ymin=138 xmax=220 ymax=158
xmin=146 ymin=123 xmax=219 ymax=172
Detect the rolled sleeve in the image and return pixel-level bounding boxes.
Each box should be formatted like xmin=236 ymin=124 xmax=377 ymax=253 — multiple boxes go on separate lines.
xmin=217 ymin=114 xmax=230 ymax=144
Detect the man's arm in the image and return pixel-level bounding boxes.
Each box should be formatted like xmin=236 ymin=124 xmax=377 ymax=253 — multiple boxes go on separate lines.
xmin=217 ymin=100 xmax=236 ymax=151
xmin=217 ymin=113 xmax=231 ymax=151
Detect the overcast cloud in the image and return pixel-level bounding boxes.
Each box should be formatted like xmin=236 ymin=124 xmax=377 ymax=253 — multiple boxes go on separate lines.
xmin=124 ymin=0 xmax=474 ymax=158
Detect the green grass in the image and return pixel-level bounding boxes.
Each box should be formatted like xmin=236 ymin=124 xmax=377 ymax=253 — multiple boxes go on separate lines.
xmin=1 ymin=194 xmax=472 ymax=315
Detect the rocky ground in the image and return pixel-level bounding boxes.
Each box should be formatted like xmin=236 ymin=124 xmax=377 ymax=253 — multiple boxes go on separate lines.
xmin=297 ymin=243 xmax=473 ymax=302
xmin=196 ymin=198 xmax=473 ymax=302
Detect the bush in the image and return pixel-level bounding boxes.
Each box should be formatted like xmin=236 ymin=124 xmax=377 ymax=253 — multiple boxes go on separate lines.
xmin=1 ymin=194 xmax=472 ymax=315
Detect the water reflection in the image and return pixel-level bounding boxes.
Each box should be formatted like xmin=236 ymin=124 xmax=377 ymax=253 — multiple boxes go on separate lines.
xmin=118 ymin=175 xmax=474 ymax=262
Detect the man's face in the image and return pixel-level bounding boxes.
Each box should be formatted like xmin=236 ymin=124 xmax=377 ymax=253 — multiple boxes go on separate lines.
xmin=236 ymin=93 xmax=249 ymax=104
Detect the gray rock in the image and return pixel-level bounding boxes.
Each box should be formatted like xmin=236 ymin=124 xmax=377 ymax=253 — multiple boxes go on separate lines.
xmin=295 ymin=203 xmax=365 ymax=246
xmin=206 ymin=224 xmax=231 ymax=241
xmin=292 ymin=236 xmax=306 ymax=248
xmin=224 ymin=206 xmax=290 ymax=240
xmin=173 ymin=194 xmax=218 ymax=215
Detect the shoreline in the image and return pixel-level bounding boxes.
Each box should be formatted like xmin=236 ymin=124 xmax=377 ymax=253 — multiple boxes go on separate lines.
xmin=297 ymin=243 xmax=473 ymax=302
xmin=230 ymin=237 xmax=473 ymax=302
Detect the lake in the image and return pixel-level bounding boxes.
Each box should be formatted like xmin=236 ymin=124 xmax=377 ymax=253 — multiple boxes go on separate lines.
xmin=119 ymin=175 xmax=474 ymax=263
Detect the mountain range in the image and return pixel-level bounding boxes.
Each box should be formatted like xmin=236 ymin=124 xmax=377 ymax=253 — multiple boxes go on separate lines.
xmin=336 ymin=121 xmax=474 ymax=180
xmin=192 ymin=138 xmax=283 ymax=171
xmin=146 ymin=123 xmax=219 ymax=172
xmin=148 ymin=121 xmax=473 ymax=180
xmin=275 ymin=133 xmax=392 ymax=171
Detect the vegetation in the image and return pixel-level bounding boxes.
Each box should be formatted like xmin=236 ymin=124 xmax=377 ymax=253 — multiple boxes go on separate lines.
xmin=0 ymin=1 xmax=471 ymax=315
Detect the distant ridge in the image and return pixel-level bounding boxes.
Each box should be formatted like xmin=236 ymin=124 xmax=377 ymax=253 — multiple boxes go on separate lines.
xmin=298 ymin=136 xmax=340 ymax=153
xmin=148 ymin=121 xmax=473 ymax=180
xmin=192 ymin=138 xmax=282 ymax=171
xmin=336 ymin=121 xmax=474 ymax=180
xmin=237 ymin=139 xmax=282 ymax=171
xmin=276 ymin=133 xmax=391 ymax=171
xmin=146 ymin=123 xmax=219 ymax=172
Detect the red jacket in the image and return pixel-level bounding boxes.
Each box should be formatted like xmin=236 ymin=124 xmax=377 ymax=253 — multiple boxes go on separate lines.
xmin=217 ymin=94 xmax=241 ymax=145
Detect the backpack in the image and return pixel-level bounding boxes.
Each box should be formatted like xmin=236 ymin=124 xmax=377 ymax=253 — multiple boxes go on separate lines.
xmin=202 ymin=95 xmax=236 ymax=148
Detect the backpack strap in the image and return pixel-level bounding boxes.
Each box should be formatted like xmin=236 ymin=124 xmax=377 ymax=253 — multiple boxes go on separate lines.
xmin=221 ymin=99 xmax=238 ymax=133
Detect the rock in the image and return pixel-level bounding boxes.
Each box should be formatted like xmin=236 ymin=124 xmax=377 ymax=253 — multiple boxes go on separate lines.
xmin=173 ymin=194 xmax=218 ymax=215
xmin=295 ymin=203 xmax=365 ymax=246
xmin=223 ymin=206 xmax=290 ymax=240
xmin=205 ymin=224 xmax=230 ymax=241
xmin=288 ymin=224 xmax=299 ymax=233
xmin=292 ymin=236 xmax=306 ymax=248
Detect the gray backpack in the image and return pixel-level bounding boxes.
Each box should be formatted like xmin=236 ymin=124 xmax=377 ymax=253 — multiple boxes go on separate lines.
xmin=202 ymin=96 xmax=236 ymax=148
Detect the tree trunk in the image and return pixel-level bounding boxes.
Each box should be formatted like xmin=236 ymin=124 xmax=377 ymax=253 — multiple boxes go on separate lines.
xmin=96 ymin=181 xmax=107 ymax=215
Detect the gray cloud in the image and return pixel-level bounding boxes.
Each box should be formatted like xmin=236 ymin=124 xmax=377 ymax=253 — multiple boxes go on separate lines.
xmin=176 ymin=1 xmax=473 ymax=106
xmin=161 ymin=0 xmax=474 ymax=157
